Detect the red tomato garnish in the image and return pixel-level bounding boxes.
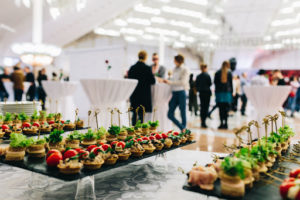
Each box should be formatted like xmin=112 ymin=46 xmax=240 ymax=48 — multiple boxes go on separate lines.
xmin=117 ymin=141 xmax=125 ymax=149
xmin=78 ymin=150 xmax=89 ymax=159
xmin=149 ymin=136 xmax=155 ymax=140
xmin=74 ymin=148 xmax=82 ymax=153
xmin=46 ymin=149 xmax=61 ymax=159
xmin=155 ymin=134 xmax=162 ymax=140
xmin=162 ymin=133 xmax=168 ymax=139
xmin=22 ymin=122 xmax=31 ymax=128
xmin=48 ymin=120 xmax=55 ymax=125
xmin=142 ymin=137 xmax=149 ymax=141
xmin=290 ymin=168 xmax=300 ymax=178
xmin=46 ymin=152 xmax=63 ymax=167
xmin=280 ymin=181 xmax=296 ymax=199
xmin=86 ymin=145 xmax=97 ymax=152
xmin=32 ymin=122 xmax=40 ymax=127
xmin=101 ymin=144 xmax=111 ymax=151
xmin=111 ymin=141 xmax=118 ymax=146
xmin=173 ymin=132 xmax=179 ymax=136
xmin=1 ymin=125 xmax=9 ymax=130
xmin=63 ymin=149 xmax=78 ymax=159
xmin=136 ymin=138 xmax=143 ymax=143
xmin=92 ymin=147 xmax=103 ymax=155
xmin=61 ymin=120 xmax=65 ymax=124
xmin=168 ymin=130 xmax=173 ymax=134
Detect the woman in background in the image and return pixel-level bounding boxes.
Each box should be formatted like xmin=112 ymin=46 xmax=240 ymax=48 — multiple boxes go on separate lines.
xmin=164 ymin=54 xmax=189 ymax=132
xmin=188 ymin=74 xmax=198 ymax=116
xmin=214 ymin=61 xmax=233 ymax=129
xmin=37 ymin=68 xmax=48 ymax=110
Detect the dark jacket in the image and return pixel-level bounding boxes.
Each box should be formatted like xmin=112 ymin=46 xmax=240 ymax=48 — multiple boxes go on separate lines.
xmin=195 ymin=72 xmax=212 ymax=94
xmin=214 ymin=70 xmax=233 ymax=93
xmin=128 ymin=61 xmax=156 ymax=112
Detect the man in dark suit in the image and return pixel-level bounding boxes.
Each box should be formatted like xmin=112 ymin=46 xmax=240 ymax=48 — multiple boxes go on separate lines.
xmin=24 ymin=66 xmax=36 ymax=101
xmin=128 ymin=50 xmax=156 ymax=125
xmin=195 ymin=64 xmax=212 ymax=128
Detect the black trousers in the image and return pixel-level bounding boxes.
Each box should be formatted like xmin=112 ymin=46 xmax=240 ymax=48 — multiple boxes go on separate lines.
xmin=132 ymin=109 xmax=144 ymax=126
xmin=38 ymin=87 xmax=46 ymax=110
xmin=14 ymin=89 xmax=23 ymax=101
xmin=26 ymin=85 xmax=36 ymax=101
xmin=232 ymin=94 xmax=239 ymax=112
xmin=240 ymin=94 xmax=247 ymax=115
xmin=218 ymin=102 xmax=229 ymax=125
xmin=199 ymin=92 xmax=211 ymax=125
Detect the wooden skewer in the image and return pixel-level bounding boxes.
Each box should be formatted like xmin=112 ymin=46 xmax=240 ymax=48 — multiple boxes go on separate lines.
xmin=94 ymin=109 xmax=100 ymax=130
xmin=264 ymin=172 xmax=284 ymax=182
xmin=254 ymin=121 xmax=261 ymax=145
xmin=152 ymin=107 xmax=157 ymax=121
xmin=115 ymin=108 xmax=122 ymax=127
xmin=87 ymin=110 xmax=92 ymax=128
xmin=108 ymin=108 xmax=114 ymax=126
xmin=135 ymin=107 xmax=140 ymax=124
xmin=75 ymin=108 xmax=79 ymax=124
xmin=273 ymin=113 xmax=279 ymax=133
xmin=127 ymin=107 xmax=133 ymax=126
xmin=263 ymin=117 xmax=270 ymax=146
xmin=140 ymin=105 xmax=145 ymax=123
xmin=279 ymin=111 xmax=286 ymax=127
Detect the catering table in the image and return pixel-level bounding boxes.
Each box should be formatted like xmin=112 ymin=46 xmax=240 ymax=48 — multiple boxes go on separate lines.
xmin=80 ymin=79 xmax=138 ymax=129
xmin=152 ymin=83 xmax=172 ymax=131
xmin=0 ymin=149 xmax=226 ymax=200
xmin=0 ymin=101 xmax=41 ymax=116
xmin=244 ymin=86 xmax=291 ymax=138
xmin=4 ymin=82 xmax=30 ymax=101
xmin=42 ymin=81 xmax=78 ymax=121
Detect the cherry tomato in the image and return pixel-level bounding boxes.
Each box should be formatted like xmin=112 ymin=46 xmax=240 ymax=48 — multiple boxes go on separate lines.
xmin=280 ymin=181 xmax=296 ymax=199
xmin=46 ymin=153 xmax=63 ymax=167
xmin=136 ymin=138 xmax=143 ymax=143
xmin=22 ymin=122 xmax=31 ymax=128
xmin=74 ymin=148 xmax=82 ymax=153
xmin=168 ymin=130 xmax=173 ymax=134
xmin=149 ymin=136 xmax=155 ymax=140
xmin=142 ymin=137 xmax=149 ymax=141
xmin=101 ymin=144 xmax=111 ymax=151
xmin=290 ymin=169 xmax=300 ymax=178
xmin=78 ymin=150 xmax=89 ymax=159
xmin=111 ymin=141 xmax=118 ymax=146
xmin=63 ymin=149 xmax=78 ymax=159
xmin=162 ymin=133 xmax=168 ymax=139
xmin=173 ymin=132 xmax=179 ymax=136
xmin=48 ymin=120 xmax=55 ymax=125
xmin=61 ymin=120 xmax=65 ymax=124
xmin=92 ymin=147 xmax=103 ymax=155
xmin=1 ymin=125 xmax=9 ymax=130
xmin=32 ymin=122 xmax=40 ymax=127
xmin=117 ymin=141 xmax=125 ymax=149
xmin=46 ymin=149 xmax=61 ymax=159
xmin=86 ymin=145 xmax=97 ymax=152
xmin=155 ymin=134 xmax=162 ymax=140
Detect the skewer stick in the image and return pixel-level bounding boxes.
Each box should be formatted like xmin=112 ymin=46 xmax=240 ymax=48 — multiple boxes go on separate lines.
xmin=115 ymin=108 xmax=122 ymax=127
xmin=87 ymin=110 xmax=92 ymax=128
xmin=152 ymin=107 xmax=157 ymax=121
xmin=75 ymin=108 xmax=79 ymax=124
xmin=135 ymin=107 xmax=140 ymax=124
xmin=140 ymin=105 xmax=145 ymax=123
xmin=273 ymin=114 xmax=279 ymax=133
xmin=49 ymin=98 xmax=52 ymax=112
xmin=279 ymin=111 xmax=286 ymax=127
xmin=108 ymin=108 xmax=114 ymax=126
xmin=263 ymin=117 xmax=270 ymax=146
xmin=247 ymin=121 xmax=254 ymax=148
xmin=55 ymin=100 xmax=58 ymax=113
xmin=94 ymin=109 xmax=100 ymax=130
xmin=127 ymin=107 xmax=133 ymax=126
xmin=254 ymin=121 xmax=261 ymax=145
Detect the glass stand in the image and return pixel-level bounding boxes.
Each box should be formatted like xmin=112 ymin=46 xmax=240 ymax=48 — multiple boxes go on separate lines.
xmin=75 ymin=175 xmax=96 ymax=200
xmin=28 ymin=172 xmax=49 ymax=189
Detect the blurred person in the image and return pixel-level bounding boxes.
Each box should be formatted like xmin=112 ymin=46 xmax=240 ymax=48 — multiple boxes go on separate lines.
xmin=151 ymin=53 xmax=166 ymax=78
xmin=164 ymin=54 xmax=189 ymax=132
xmin=0 ymin=67 xmax=11 ymax=101
xmin=52 ymin=72 xmax=58 ymax=81
xmin=11 ymin=66 xmax=25 ymax=101
xmin=232 ymin=75 xmax=241 ymax=112
xmin=128 ymin=50 xmax=156 ymax=125
xmin=240 ymin=72 xmax=249 ymax=116
xmin=24 ymin=66 xmax=36 ymax=101
xmin=214 ymin=61 xmax=233 ymax=129
xmin=272 ymin=70 xmax=285 ymax=85
xmin=251 ymin=69 xmax=269 ymax=86
xmin=287 ymin=76 xmax=299 ymax=117
xmin=195 ymin=64 xmax=212 ymax=128
xmin=188 ymin=74 xmax=198 ymax=116
xmin=37 ymin=68 xmax=48 ymax=110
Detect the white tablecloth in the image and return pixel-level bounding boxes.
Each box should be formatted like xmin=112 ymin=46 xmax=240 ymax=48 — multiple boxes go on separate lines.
xmin=152 ymin=83 xmax=172 ymax=131
xmin=4 ymin=82 xmax=30 ymax=101
xmin=42 ymin=81 xmax=78 ymax=121
xmin=244 ymin=86 xmax=291 ymax=138
xmin=80 ymin=79 xmax=138 ymax=128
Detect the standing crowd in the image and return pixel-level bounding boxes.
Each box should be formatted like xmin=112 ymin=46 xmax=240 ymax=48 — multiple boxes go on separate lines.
xmin=0 ymin=65 xmax=48 ymax=109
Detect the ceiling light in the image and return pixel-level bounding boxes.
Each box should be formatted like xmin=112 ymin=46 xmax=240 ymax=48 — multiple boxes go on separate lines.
xmin=275 ymin=28 xmax=300 ymax=37
xmin=151 ymin=17 xmax=167 ymax=24
xmin=179 ymin=0 xmax=208 ymax=6
xmin=145 ymin=27 xmax=179 ymax=37
xmin=94 ymin=28 xmax=120 ymax=36
xmin=114 ymin=19 xmax=127 ymax=27
xmin=190 ymin=27 xmax=211 ymax=35
xmin=173 ymin=41 xmax=186 ymax=48
xmin=210 ymin=34 xmax=219 ymax=40
xmin=263 ymin=43 xmax=283 ymax=50
xmin=120 ymin=27 xmax=144 ymax=35
xmin=142 ymin=34 xmax=155 ymax=40
xmin=134 ymin=4 xmax=160 ymax=15
xmin=180 ymin=35 xmax=195 ymax=43
xmin=124 ymin=36 xmax=137 ymax=42
xmin=264 ymin=36 xmax=272 ymax=41
xmin=271 ymin=16 xmax=299 ymax=26
xmin=169 ymin=20 xmax=193 ymax=28
xmin=280 ymin=7 xmax=294 ymax=14
xmin=127 ymin=17 xmax=151 ymax=26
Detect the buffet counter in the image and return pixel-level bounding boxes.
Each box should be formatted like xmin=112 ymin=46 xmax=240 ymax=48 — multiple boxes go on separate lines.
xmin=0 ymin=149 xmax=225 ymax=200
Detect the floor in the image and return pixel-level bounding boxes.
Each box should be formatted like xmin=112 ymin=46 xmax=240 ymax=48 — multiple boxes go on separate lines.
xmin=181 ymin=109 xmax=300 ymax=153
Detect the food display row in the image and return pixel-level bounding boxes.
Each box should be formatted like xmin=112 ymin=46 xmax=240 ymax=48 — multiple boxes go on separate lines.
xmin=184 ymin=112 xmax=299 ymax=200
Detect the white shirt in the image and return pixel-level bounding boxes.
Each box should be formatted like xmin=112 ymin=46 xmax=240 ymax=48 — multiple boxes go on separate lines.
xmin=170 ymin=65 xmax=189 ymax=91
xmin=251 ymin=75 xmax=269 ymax=86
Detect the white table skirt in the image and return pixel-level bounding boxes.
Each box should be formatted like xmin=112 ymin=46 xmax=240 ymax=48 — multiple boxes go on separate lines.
xmin=42 ymin=81 xmax=78 ymax=121
xmin=152 ymin=83 xmax=172 ymax=131
xmin=244 ymin=86 xmax=291 ymax=138
xmin=80 ymin=79 xmax=138 ymax=129
xmin=3 ymin=82 xmax=30 ymax=101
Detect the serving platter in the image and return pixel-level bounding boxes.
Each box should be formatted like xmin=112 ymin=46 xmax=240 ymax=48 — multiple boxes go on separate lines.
xmin=182 ymin=149 xmax=299 ymax=200
xmin=0 ymin=141 xmax=195 ymax=181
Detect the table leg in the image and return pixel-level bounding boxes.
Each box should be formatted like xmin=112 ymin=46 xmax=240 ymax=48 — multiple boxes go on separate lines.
xmin=28 ymin=172 xmax=49 ymax=189
xmin=75 ymin=175 xmax=96 ymax=200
